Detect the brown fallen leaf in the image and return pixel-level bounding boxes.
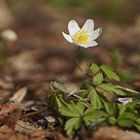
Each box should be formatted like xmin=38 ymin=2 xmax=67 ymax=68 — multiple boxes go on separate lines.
xmin=15 ymin=120 xmax=43 ymax=134
xmin=0 ymin=102 xmax=18 ymax=119
xmin=30 ymin=130 xmax=46 ymax=140
xmin=3 ymin=109 xmax=22 ymax=129
xmin=0 ymin=101 xmax=23 ymax=129
xmin=93 ymin=126 xmax=140 ymax=140
xmin=0 ymin=126 xmax=46 ymax=140
xmin=10 ymin=87 xmax=27 ymax=103
xmin=54 ymin=133 xmax=71 ymax=140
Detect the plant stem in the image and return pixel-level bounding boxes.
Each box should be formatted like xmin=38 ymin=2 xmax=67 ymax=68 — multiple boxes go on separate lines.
xmin=117 ymin=85 xmax=140 ymax=94
xmin=75 ymin=47 xmax=92 ymax=78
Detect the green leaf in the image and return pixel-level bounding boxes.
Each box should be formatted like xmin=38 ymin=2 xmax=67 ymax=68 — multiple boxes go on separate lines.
xmin=50 ymin=81 xmax=67 ymax=93
xmin=89 ymin=118 xmax=107 ymax=129
xmin=118 ymin=102 xmax=137 ymax=117
xmin=49 ymin=95 xmax=62 ymax=109
xmin=65 ymin=117 xmax=81 ymax=136
xmin=98 ymin=83 xmax=126 ymax=96
xmin=75 ymin=102 xmax=86 ymax=115
xmin=78 ymin=89 xmax=89 ymax=98
xmin=83 ymin=108 xmax=107 ymax=125
xmin=134 ymin=124 xmax=140 ymax=132
xmin=101 ymin=64 xmax=120 ymax=81
xmin=118 ymin=104 xmax=128 ymax=116
xmin=90 ymin=89 xmax=103 ymax=109
xmin=59 ymin=104 xmax=79 ymax=117
xmin=90 ymin=63 xmax=100 ymax=75
xmin=118 ymin=112 xmax=137 ymax=121
xmin=82 ymin=82 xmax=91 ymax=90
xmin=108 ymin=117 xmax=117 ymax=125
xmin=118 ymin=119 xmax=134 ymax=128
xmin=136 ymin=119 xmax=140 ymax=125
xmin=112 ymin=88 xmax=126 ymax=96
xmin=93 ymin=72 xmax=104 ymax=86
xmin=103 ymin=102 xmax=117 ymax=116
xmin=59 ymin=102 xmax=85 ymax=117
xmin=117 ymin=112 xmax=137 ymax=128
xmin=98 ymin=83 xmax=115 ymax=92
xmin=126 ymin=101 xmax=137 ymax=111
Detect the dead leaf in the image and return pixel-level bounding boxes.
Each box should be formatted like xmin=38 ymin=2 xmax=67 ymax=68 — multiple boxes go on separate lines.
xmin=3 ymin=109 xmax=22 ymax=129
xmin=0 ymin=126 xmax=46 ymax=140
xmin=93 ymin=126 xmax=140 ymax=140
xmin=0 ymin=102 xmax=17 ymax=119
xmin=10 ymin=87 xmax=27 ymax=103
xmin=15 ymin=120 xmax=42 ymax=134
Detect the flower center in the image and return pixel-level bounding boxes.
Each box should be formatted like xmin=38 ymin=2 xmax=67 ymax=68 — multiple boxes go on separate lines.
xmin=73 ymin=29 xmax=89 ymax=45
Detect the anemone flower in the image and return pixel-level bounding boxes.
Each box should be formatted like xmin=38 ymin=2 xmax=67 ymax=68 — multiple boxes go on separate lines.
xmin=62 ymin=19 xmax=102 ymax=48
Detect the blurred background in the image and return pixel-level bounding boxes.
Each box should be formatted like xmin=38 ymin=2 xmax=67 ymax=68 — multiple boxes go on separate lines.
xmin=0 ymin=0 xmax=139 ymax=98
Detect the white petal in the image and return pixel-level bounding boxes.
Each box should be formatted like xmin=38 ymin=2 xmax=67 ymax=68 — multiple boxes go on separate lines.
xmin=82 ymin=19 xmax=94 ymax=31
xmin=89 ymin=28 xmax=102 ymax=41
xmin=83 ymin=40 xmax=98 ymax=48
xmin=68 ymin=20 xmax=80 ymax=36
xmin=118 ymin=97 xmax=133 ymax=105
xmin=62 ymin=32 xmax=73 ymax=43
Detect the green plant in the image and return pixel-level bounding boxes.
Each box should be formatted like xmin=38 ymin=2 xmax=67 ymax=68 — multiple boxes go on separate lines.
xmin=49 ymin=63 xmax=140 ymax=137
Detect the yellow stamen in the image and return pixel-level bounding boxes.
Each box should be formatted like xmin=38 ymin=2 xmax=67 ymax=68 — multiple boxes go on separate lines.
xmin=73 ymin=29 xmax=89 ymax=45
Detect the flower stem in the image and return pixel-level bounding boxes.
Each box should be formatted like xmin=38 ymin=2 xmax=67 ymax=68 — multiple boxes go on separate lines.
xmin=75 ymin=47 xmax=92 ymax=78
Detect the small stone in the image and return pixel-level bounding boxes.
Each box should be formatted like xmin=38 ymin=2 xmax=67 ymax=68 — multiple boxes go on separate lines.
xmin=45 ymin=116 xmax=55 ymax=123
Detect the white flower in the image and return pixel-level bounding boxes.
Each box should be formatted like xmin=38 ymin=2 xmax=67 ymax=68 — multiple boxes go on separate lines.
xmin=118 ymin=97 xmax=133 ymax=105
xmin=62 ymin=19 xmax=102 ymax=48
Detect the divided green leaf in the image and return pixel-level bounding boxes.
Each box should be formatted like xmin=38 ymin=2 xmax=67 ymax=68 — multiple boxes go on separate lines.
xmin=65 ymin=117 xmax=81 ymax=136
xmin=134 ymin=124 xmax=140 ymax=132
xmin=83 ymin=108 xmax=107 ymax=125
xmin=50 ymin=81 xmax=67 ymax=93
xmin=59 ymin=102 xmax=85 ymax=117
xmin=78 ymin=89 xmax=89 ymax=98
xmin=90 ymin=89 xmax=103 ymax=109
xmin=118 ymin=119 xmax=134 ymax=128
xmin=93 ymin=72 xmax=104 ymax=86
xmin=90 ymin=63 xmax=100 ymax=75
xmin=98 ymin=83 xmax=126 ymax=96
xmin=103 ymin=102 xmax=117 ymax=116
xmin=108 ymin=117 xmax=117 ymax=125
xmin=49 ymin=95 xmax=62 ymax=109
xmin=118 ymin=112 xmax=137 ymax=121
xmin=101 ymin=64 xmax=120 ymax=81
xmin=89 ymin=118 xmax=107 ymax=129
